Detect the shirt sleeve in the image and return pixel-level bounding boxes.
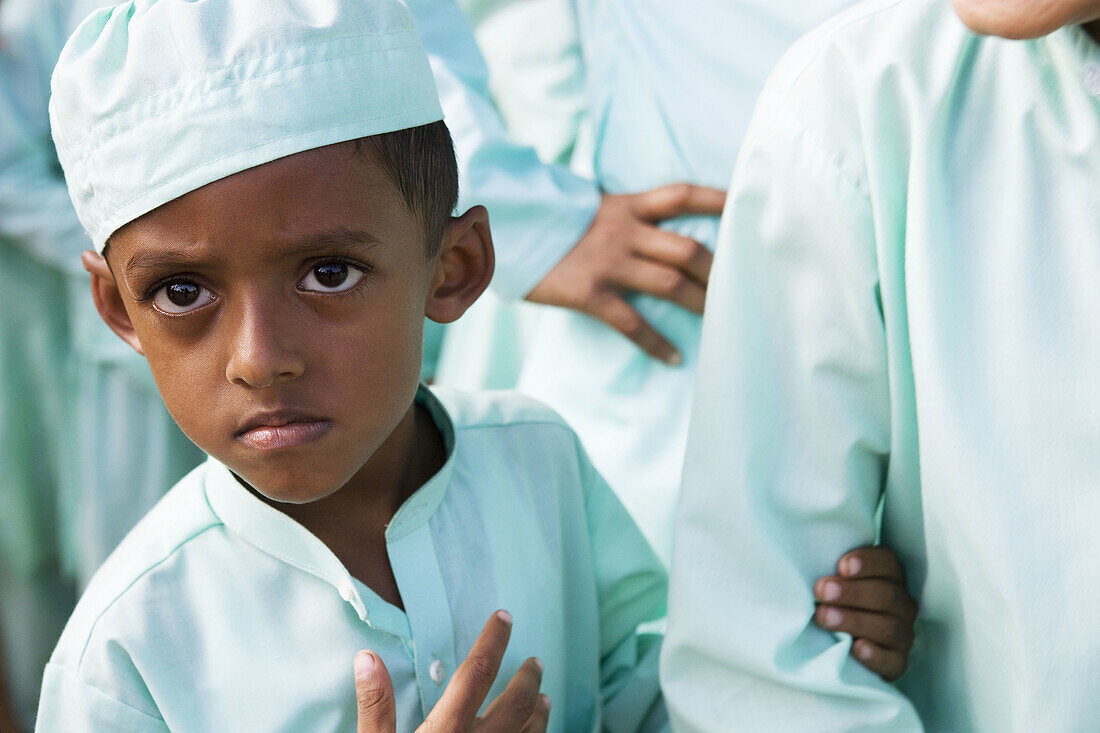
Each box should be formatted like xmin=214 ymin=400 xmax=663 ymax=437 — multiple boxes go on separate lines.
xmin=577 ymin=436 xmax=669 ymax=733
xmin=36 ymin=663 xmax=169 ymax=733
xmin=0 ymin=0 xmax=90 ymax=273
xmin=403 ymin=0 xmax=600 ymax=300
xmin=659 ymin=87 xmax=923 ymax=731
xmin=458 ymin=0 xmax=586 ymax=166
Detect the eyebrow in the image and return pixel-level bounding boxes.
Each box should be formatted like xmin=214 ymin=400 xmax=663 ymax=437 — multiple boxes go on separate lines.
xmin=290 ymin=227 xmax=383 ymax=256
xmin=123 ymin=227 xmax=383 ymax=274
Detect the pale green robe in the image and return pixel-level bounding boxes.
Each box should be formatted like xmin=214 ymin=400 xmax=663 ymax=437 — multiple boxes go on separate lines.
xmin=38 ymin=389 xmax=667 ymax=732
xmin=663 ymin=1 xmax=1100 ymax=729
xmin=0 ymin=1 xmax=202 ymax=725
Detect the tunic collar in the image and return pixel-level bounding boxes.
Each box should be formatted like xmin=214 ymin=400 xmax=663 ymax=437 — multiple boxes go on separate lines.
xmin=202 ymin=384 xmax=457 ymax=617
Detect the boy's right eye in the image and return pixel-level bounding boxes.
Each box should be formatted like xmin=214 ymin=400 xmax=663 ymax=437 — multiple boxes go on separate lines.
xmin=152 ymin=280 xmax=216 ymax=315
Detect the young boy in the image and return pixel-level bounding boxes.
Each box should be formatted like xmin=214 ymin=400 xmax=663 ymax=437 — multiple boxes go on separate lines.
xmin=37 ymin=0 xmax=918 ymax=730
xmin=664 ymin=0 xmax=1100 ymax=730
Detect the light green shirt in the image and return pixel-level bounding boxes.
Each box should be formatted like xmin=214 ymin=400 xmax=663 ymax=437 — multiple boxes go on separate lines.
xmin=513 ymin=0 xmax=857 ymax=563
xmin=663 ymin=1 xmax=1100 ymax=730
xmin=38 ymin=388 xmax=667 ymax=732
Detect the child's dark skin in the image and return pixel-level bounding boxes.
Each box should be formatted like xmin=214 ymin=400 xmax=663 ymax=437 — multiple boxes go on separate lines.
xmin=84 ymin=143 xmax=917 ymax=731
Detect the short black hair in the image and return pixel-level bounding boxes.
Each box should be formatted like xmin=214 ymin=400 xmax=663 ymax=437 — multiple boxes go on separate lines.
xmin=351 ymin=120 xmax=459 ymax=256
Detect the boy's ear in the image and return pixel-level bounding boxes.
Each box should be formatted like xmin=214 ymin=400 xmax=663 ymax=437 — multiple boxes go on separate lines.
xmin=425 ymin=205 xmax=495 ymax=324
xmin=82 ymin=250 xmax=145 ymax=356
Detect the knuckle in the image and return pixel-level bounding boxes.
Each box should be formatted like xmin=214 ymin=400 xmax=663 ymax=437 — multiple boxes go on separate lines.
xmin=573 ymin=281 xmax=602 ymax=310
xmin=886 ymin=620 xmax=907 ymax=646
xmin=660 ymin=270 xmax=687 ymax=296
xmin=669 ymin=183 xmax=693 ymax=206
xmin=676 ymin=238 xmax=701 ymax=264
xmin=355 ymin=685 xmax=389 ymax=713
xmin=890 ymin=583 xmax=909 ymax=609
xmin=615 ymin=310 xmax=645 ymax=338
xmin=510 ymin=690 xmax=537 ymax=721
xmin=467 ymin=656 xmax=499 ymax=688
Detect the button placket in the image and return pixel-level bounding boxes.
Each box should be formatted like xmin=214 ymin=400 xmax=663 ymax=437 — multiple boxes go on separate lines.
xmin=388 ymin=524 xmax=457 ymax=715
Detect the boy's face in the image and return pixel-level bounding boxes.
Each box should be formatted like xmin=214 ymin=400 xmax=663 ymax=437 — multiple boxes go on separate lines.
xmin=89 ymin=144 xmax=490 ymax=504
xmin=950 ymin=0 xmax=1100 ymax=39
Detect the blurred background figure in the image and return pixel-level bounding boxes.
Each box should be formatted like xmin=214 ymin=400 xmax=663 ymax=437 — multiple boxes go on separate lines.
xmin=431 ymin=0 xmax=587 ymax=391
xmin=439 ymin=0 xmax=860 ymax=565
xmin=0 ymin=1 xmax=203 ymax=728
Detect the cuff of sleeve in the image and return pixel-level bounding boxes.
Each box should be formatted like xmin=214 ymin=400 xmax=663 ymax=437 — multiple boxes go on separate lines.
xmin=482 ymin=167 xmax=600 ymax=301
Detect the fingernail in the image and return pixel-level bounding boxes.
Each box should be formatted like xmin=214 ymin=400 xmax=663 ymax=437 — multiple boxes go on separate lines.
xmin=532 ymin=657 xmax=544 ymax=673
xmin=822 ymin=581 xmax=841 ymax=602
xmin=496 ymin=610 xmax=513 ymax=626
xmin=857 ymin=642 xmax=874 ymax=661
xmin=667 ymin=352 xmax=683 ymax=366
xmin=842 ymin=556 xmax=861 ymax=577
xmin=823 ymin=608 xmax=843 ymax=628
xmin=355 ymin=651 xmax=375 ymax=680
xmin=539 ymin=694 xmax=551 ymax=711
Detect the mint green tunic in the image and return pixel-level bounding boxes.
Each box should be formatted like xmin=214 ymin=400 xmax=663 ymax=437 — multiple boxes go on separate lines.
xmin=37 ymin=388 xmax=667 ymax=732
xmin=0 ymin=1 xmax=202 ymax=724
xmin=413 ymin=0 xmax=859 ymax=563
xmin=509 ymin=0 xmax=858 ymax=563
xmin=663 ymin=1 xmax=1100 ymax=729
xmin=433 ymin=0 xmax=586 ymax=392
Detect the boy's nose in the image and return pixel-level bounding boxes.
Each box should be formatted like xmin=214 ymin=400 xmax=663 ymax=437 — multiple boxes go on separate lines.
xmin=224 ymin=302 xmax=305 ymax=388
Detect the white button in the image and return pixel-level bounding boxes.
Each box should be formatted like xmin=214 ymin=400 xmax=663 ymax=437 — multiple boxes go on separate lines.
xmin=429 ymin=659 xmax=446 ymax=685
xmin=338 ymin=579 xmax=356 ymax=604
xmin=1085 ymin=63 xmax=1100 ymax=97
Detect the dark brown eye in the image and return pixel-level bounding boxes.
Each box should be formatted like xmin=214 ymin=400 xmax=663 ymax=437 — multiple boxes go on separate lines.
xmin=166 ymin=282 xmax=200 ymax=306
xmin=314 ymin=262 xmax=348 ymax=288
xmin=152 ymin=280 xmax=215 ymax=314
xmin=300 ymin=261 xmax=366 ymax=293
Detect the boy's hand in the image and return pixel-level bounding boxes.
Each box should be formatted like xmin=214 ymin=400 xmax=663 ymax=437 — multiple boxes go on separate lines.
xmin=812 ymin=546 xmax=919 ymax=682
xmin=355 ymin=610 xmax=550 ymax=732
xmin=526 ymin=185 xmax=726 ymax=365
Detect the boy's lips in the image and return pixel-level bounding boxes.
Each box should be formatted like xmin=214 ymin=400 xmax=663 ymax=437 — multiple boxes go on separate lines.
xmin=235 ymin=410 xmax=332 ymax=450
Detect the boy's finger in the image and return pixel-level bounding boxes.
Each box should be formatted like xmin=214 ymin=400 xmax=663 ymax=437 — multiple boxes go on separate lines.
xmin=427 ymin=610 xmax=512 ymax=727
xmin=633 ymin=228 xmax=713 ymax=285
xmin=631 ymin=183 xmax=727 ymax=221
xmin=480 ymin=657 xmax=543 ymax=728
xmin=616 ymin=260 xmax=707 ymax=315
xmin=813 ymin=576 xmax=918 ymax=622
xmin=850 ymin=639 xmax=908 ymax=682
xmin=814 ymin=605 xmax=914 ymax=652
xmin=838 ymin=546 xmax=906 ymax=581
xmin=520 ymin=695 xmax=551 ymax=733
xmin=590 ymin=294 xmax=682 ymax=365
xmin=354 ymin=651 xmax=397 ymax=733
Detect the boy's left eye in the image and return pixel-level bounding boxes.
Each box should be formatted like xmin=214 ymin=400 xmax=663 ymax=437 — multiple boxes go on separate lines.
xmin=299 ymin=261 xmax=367 ymax=294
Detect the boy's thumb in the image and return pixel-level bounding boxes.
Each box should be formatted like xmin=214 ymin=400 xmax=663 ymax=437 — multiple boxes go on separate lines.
xmin=354 ymin=651 xmax=397 ymax=733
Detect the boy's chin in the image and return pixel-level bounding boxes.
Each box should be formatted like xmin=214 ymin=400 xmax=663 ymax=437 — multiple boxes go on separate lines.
xmin=230 ymin=465 xmax=348 ymax=505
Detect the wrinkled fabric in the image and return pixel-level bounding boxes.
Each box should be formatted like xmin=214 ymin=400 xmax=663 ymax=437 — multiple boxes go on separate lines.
xmin=0 ymin=1 xmax=199 ymax=725
xmin=50 ymin=0 xmax=443 ymax=252
xmin=433 ymin=0 xmax=584 ymax=392
xmin=38 ymin=388 xmax=667 ymax=733
xmin=515 ymin=0 xmax=857 ymax=563
xmin=664 ymin=1 xmax=1100 ymax=730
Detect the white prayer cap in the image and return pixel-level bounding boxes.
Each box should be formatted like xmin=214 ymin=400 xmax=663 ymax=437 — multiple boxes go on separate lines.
xmin=49 ymin=0 xmax=444 ymax=253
